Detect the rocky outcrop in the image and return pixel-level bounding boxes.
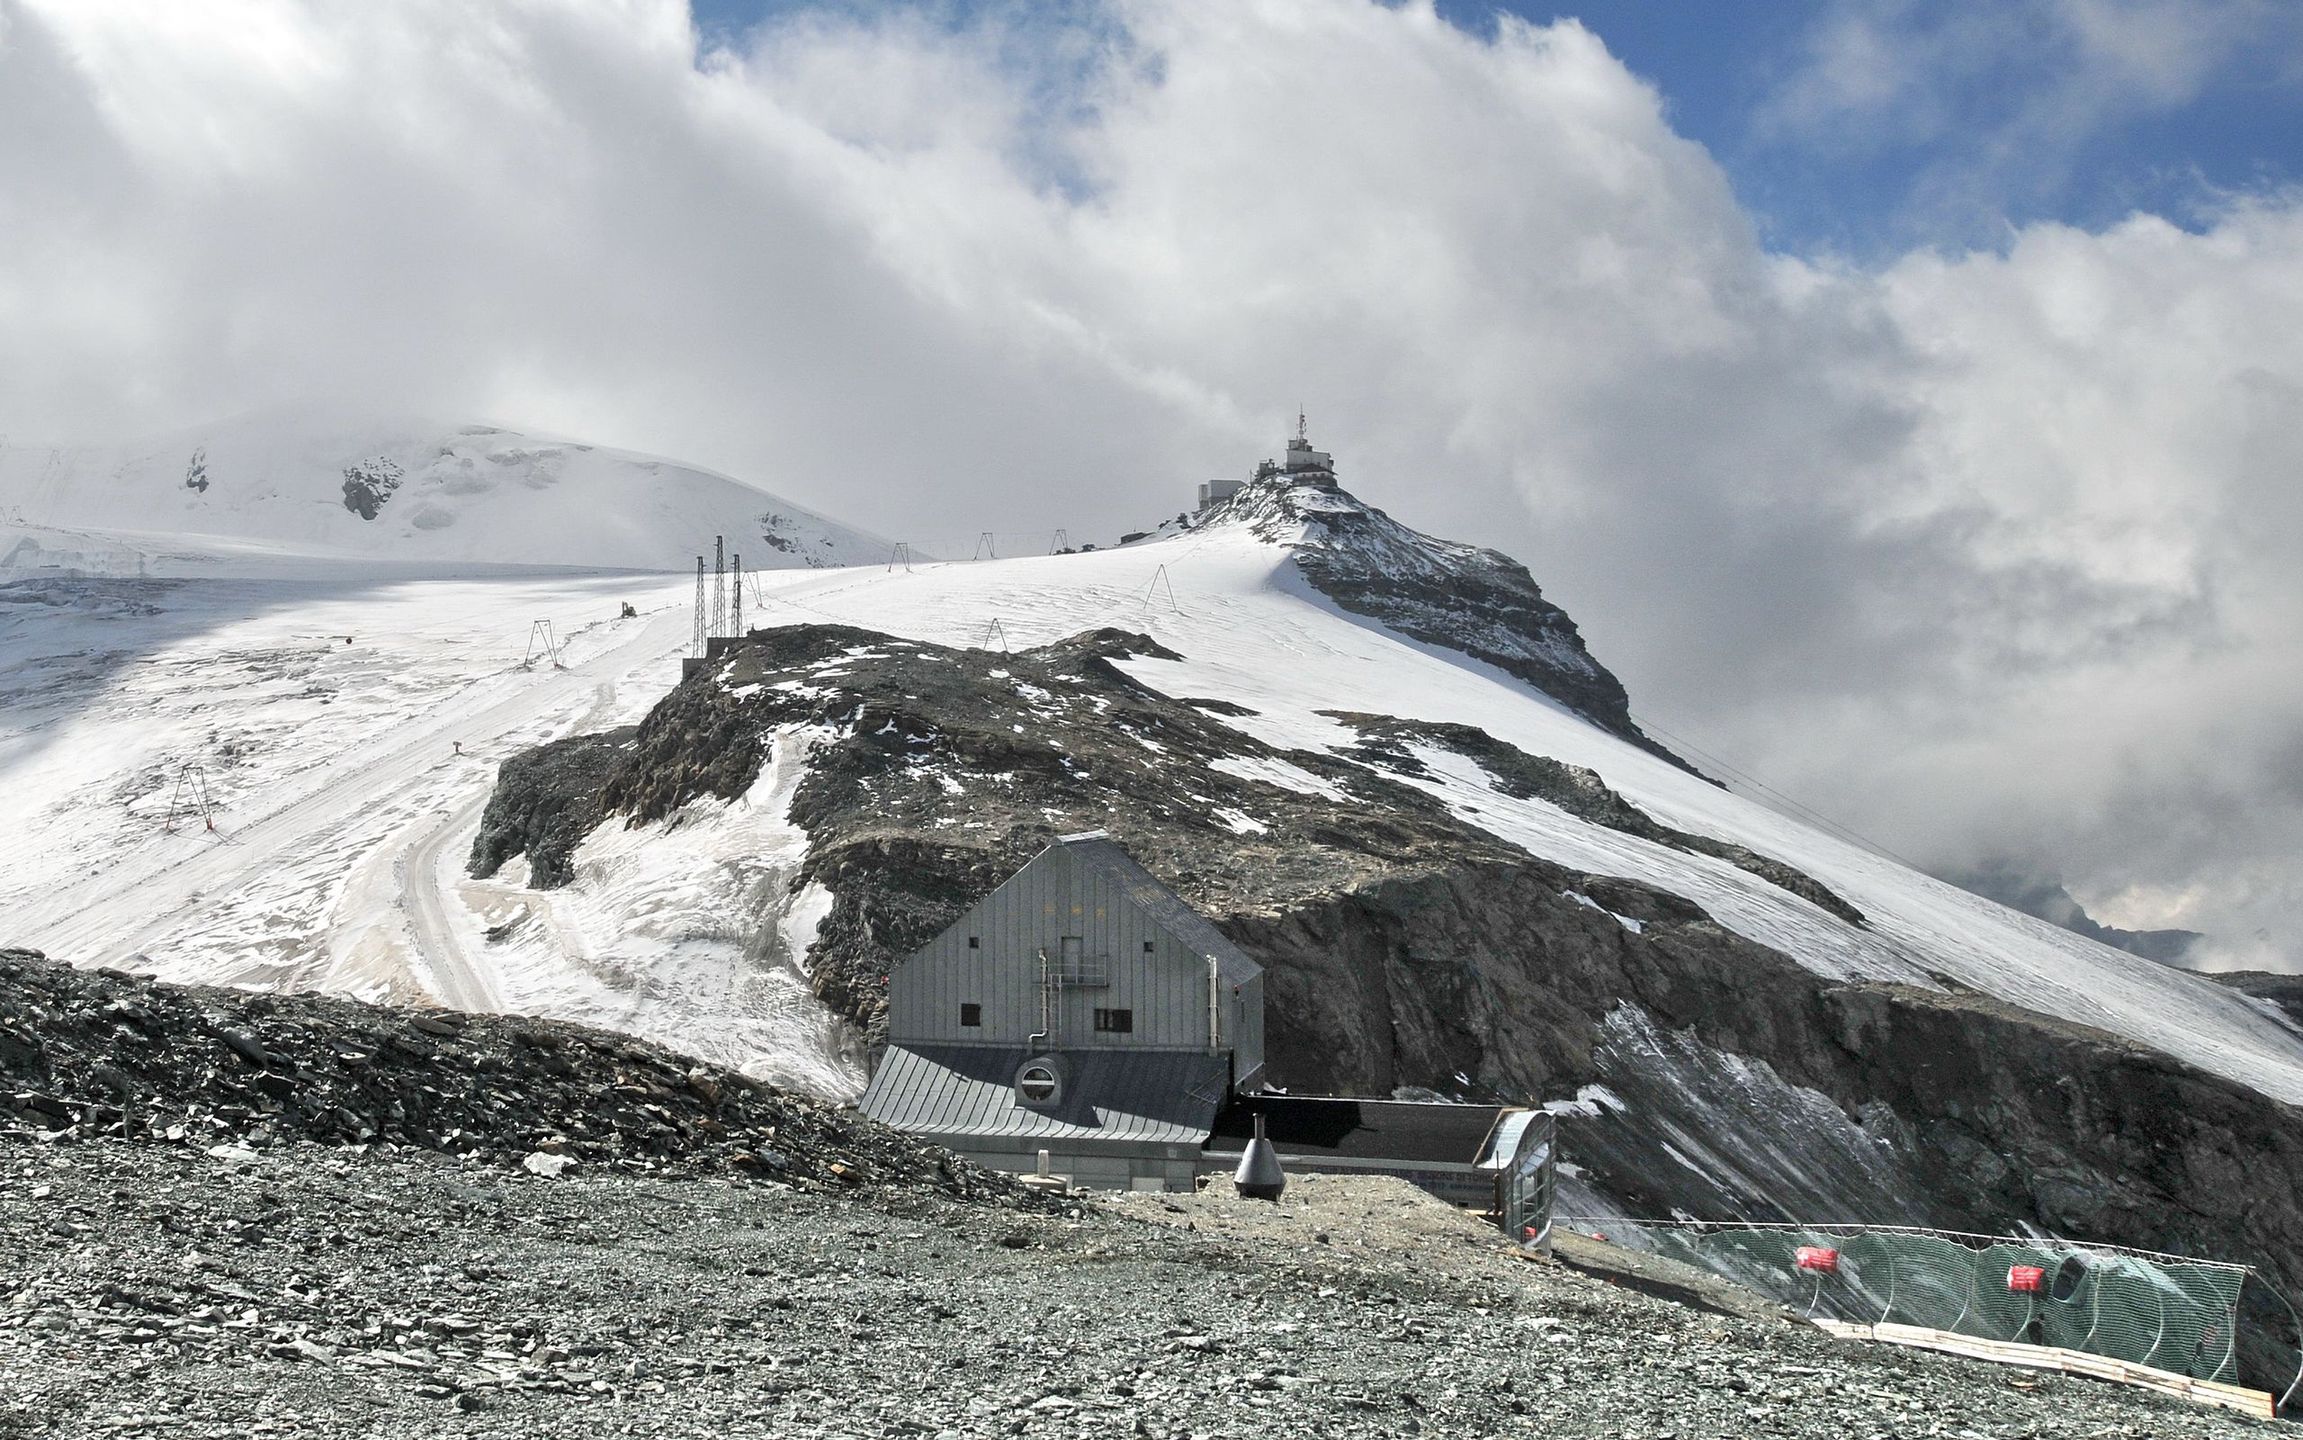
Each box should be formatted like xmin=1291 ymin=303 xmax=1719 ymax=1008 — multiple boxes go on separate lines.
xmin=1204 ymin=477 xmax=1697 ymax=772
xmin=338 ymin=456 xmax=404 ymax=520
xmin=1323 ymin=711 xmax=1863 ymax=925
xmin=466 ymin=726 xmax=635 ymax=887
xmin=584 ymin=623 xmax=1526 ymax=1033
xmin=0 ymin=946 xmax=1039 ymax=1205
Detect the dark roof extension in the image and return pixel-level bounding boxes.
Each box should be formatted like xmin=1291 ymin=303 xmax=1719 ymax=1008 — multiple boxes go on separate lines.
xmin=1205 ymin=1095 xmax=1509 ymax=1167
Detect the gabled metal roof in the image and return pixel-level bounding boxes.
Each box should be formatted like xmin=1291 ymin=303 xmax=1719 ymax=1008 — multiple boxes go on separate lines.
xmin=860 ymin=1042 xmax=1228 ymax=1147
xmin=1056 ymin=835 xmax=1261 ymax=987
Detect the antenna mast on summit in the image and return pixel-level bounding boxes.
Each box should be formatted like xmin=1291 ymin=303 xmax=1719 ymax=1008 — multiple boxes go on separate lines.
xmin=1297 ymin=407 xmax=1307 ymax=442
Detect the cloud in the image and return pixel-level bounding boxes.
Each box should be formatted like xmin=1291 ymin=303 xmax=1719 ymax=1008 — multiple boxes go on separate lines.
xmin=1 ymin=0 xmax=2300 ymax=966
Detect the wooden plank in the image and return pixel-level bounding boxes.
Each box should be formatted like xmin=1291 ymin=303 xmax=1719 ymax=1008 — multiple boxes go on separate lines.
xmin=1813 ymin=1320 xmax=2274 ymax=1419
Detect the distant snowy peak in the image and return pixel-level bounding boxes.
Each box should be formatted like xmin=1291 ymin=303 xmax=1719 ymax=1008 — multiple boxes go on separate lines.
xmin=0 ymin=408 xmax=890 ymax=572
xmin=1199 ymin=475 xmax=1695 ymax=772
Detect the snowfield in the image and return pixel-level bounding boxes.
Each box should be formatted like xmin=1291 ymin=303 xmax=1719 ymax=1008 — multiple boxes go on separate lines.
xmin=6 ymin=437 xmax=2302 ymax=1112
xmin=0 ymin=405 xmax=892 ymax=572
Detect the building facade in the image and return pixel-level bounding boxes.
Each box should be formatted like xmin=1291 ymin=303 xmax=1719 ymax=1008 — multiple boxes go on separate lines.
xmin=859 ymin=833 xmax=1556 ymax=1233
xmin=1196 ymin=415 xmax=1339 ymax=512
xmin=860 ymin=831 xmax=1264 ymax=1190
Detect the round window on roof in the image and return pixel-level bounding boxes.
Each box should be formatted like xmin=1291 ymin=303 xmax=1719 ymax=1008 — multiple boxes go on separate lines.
xmin=1016 ymin=1061 xmax=1061 ymax=1107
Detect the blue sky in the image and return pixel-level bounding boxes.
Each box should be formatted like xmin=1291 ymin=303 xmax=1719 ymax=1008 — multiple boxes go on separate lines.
xmin=1491 ymin=0 xmax=2303 ymax=256
xmin=694 ymin=0 xmax=2303 ymax=258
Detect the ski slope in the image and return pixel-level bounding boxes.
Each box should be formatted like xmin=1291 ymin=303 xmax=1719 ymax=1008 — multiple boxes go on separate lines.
xmin=3 ymin=567 xmax=684 ymax=983
xmin=0 ymin=555 xmax=869 ymax=1098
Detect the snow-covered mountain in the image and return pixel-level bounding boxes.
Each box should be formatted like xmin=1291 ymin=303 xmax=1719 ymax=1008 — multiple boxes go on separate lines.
xmin=458 ymin=465 xmax=2303 ymax=1345
xmin=10 ymin=435 xmax=2303 ymax=1343
xmin=0 ymin=406 xmax=889 ymax=572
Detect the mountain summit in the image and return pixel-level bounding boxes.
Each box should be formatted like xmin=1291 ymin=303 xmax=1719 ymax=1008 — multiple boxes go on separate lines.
xmin=1191 ymin=468 xmax=1690 ymax=770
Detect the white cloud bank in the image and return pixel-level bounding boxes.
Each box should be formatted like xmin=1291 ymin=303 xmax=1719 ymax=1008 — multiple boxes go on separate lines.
xmin=2 ymin=0 xmax=2298 ymax=966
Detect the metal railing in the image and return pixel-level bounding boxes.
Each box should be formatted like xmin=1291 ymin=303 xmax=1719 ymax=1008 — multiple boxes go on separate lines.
xmin=1050 ymin=954 xmax=1110 ymax=987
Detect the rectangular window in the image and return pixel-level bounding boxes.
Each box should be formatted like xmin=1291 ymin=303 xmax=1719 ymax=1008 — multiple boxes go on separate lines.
xmin=967 ymin=936 xmax=979 ymax=950
xmin=1142 ymin=940 xmax=1155 ymax=954
xmin=1093 ymin=1008 xmax=1133 ymax=1034
xmin=959 ymin=1003 xmax=982 ymax=1028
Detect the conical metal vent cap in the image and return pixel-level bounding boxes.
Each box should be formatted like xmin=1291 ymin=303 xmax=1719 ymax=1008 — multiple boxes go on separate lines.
xmin=1233 ymin=1112 xmax=1286 ymax=1201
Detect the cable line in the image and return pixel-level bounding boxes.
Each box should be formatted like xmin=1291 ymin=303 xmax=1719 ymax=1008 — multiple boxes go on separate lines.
xmin=1629 ymin=710 xmax=1930 ymax=873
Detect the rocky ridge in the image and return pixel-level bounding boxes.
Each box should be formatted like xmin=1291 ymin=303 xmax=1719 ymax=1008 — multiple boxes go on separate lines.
xmin=2214 ymin=972 xmax=2303 ymax=1031
xmin=1321 ymin=710 xmax=1864 ymax=925
xmin=1198 ymin=476 xmax=1694 ymax=771
xmin=479 ymin=622 xmax=1848 ymax=1060
xmin=0 ymin=947 xmax=1036 ymax=1206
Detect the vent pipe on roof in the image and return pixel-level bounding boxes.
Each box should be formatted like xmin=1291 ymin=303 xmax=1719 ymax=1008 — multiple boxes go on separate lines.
xmin=1030 ymin=947 xmax=1052 ymax=1049
xmin=1234 ymin=1113 xmax=1285 ymax=1201
xmin=1207 ymin=956 xmax=1222 ymax=1051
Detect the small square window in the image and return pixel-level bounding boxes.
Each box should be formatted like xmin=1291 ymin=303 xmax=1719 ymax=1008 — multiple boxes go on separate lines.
xmin=966 ymin=936 xmax=979 ymax=950
xmin=1142 ymin=940 xmax=1155 ymax=954
xmin=959 ymin=1003 xmax=982 ymax=1028
xmin=1093 ymin=1008 xmax=1134 ymax=1034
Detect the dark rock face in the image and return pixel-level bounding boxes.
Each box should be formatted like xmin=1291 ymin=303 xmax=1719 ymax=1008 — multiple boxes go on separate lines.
xmin=1219 ymin=867 xmax=2303 ymax=1389
xmin=1205 ymin=478 xmax=1696 ymax=773
xmin=339 ymin=456 xmax=404 ymax=520
xmin=467 ymin=726 xmax=636 ymax=887
xmin=1220 ymin=863 xmax=2303 ymax=1260
xmin=0 ymin=946 xmax=1040 ymax=1206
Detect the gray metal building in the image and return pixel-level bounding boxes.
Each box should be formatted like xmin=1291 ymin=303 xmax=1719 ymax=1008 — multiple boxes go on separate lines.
xmin=859 ymin=832 xmax=1557 ymax=1238
xmin=860 ymin=831 xmax=1264 ymax=1190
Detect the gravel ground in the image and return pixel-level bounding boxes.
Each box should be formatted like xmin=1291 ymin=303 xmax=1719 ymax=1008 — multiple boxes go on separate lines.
xmin=2 ymin=1143 xmax=2276 ymax=1439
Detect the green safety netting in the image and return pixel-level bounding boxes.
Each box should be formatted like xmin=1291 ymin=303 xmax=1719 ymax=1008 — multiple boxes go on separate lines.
xmin=1590 ymin=1221 xmax=2248 ymax=1385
